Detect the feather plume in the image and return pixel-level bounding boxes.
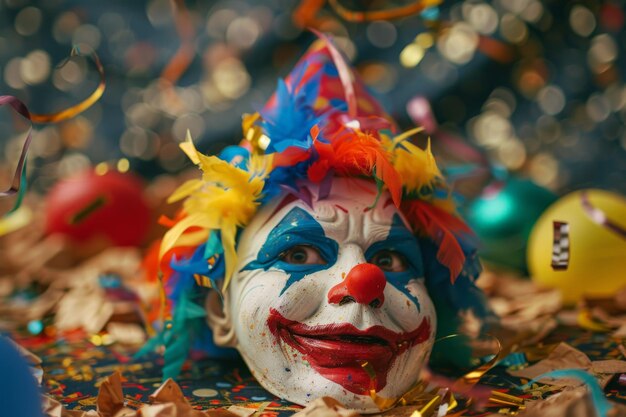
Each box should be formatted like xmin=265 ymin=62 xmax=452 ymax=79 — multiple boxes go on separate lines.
xmin=160 ymin=132 xmax=267 ymax=291
xmin=307 ymin=129 xmax=401 ymax=206
xmin=401 ymin=199 xmax=472 ymax=283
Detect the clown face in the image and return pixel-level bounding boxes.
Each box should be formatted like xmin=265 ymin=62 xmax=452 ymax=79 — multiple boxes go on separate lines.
xmin=207 ymin=178 xmax=436 ymax=412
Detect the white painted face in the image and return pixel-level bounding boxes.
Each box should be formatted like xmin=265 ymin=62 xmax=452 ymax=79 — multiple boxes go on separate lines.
xmin=207 ymin=178 xmax=436 ymax=413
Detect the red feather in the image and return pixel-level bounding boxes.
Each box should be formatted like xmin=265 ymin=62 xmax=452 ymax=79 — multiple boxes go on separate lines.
xmin=273 ymin=146 xmax=310 ymax=168
xmin=400 ymin=199 xmax=471 ymax=283
xmin=375 ymin=152 xmax=401 ymax=207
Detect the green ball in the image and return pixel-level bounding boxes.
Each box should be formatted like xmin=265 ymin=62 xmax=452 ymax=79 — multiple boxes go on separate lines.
xmin=465 ymin=178 xmax=557 ymax=273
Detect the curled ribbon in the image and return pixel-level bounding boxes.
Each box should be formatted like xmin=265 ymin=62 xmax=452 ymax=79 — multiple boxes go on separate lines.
xmin=0 ymin=47 xmax=106 ymax=215
xmin=0 ymin=96 xmax=32 ymax=203
xmin=30 ymin=46 xmax=105 ymax=123
xmin=159 ymin=0 xmax=196 ymax=87
xmin=580 ymin=190 xmax=626 ymax=240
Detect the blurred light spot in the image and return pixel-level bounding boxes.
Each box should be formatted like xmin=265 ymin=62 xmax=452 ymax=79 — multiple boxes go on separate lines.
xmin=400 ymin=43 xmax=425 ymax=68
xmin=21 ymin=49 xmax=51 ymax=85
xmin=483 ymin=88 xmax=517 ymax=117
xmin=605 ymin=84 xmax=626 ymax=111
xmin=108 ymin=28 xmax=136 ymax=58
xmin=537 ymin=85 xmax=565 ymax=115
xmin=146 ymin=0 xmax=171 ymax=27
xmin=529 ymin=153 xmax=559 ymax=188
xmin=212 ymin=58 xmax=250 ymax=99
xmin=60 ymin=116 xmax=93 ymax=149
xmin=519 ymin=1 xmax=543 ymax=23
xmin=366 ymin=21 xmax=397 ymax=48
xmin=27 ymin=320 xmax=43 ymax=335
xmin=472 ymin=111 xmax=513 ymax=147
xmin=497 ymin=137 xmax=526 ymax=170
xmin=120 ymin=127 xmax=148 ymax=157
xmin=569 ymin=5 xmax=596 ymax=37
xmin=207 ymin=8 xmax=238 ymax=39
xmin=500 ymin=0 xmax=530 ymax=14
xmin=437 ymin=23 xmax=478 ymax=64
xmin=588 ymin=34 xmax=618 ymax=73
xmin=273 ymin=12 xmax=301 ymax=40
xmin=53 ymin=11 xmax=81 ymax=44
xmin=57 ymin=153 xmax=92 ymax=178
xmin=500 ymin=14 xmax=528 ymax=44
xmin=98 ymin=12 xmax=126 ymax=37
xmin=586 ymin=93 xmax=611 ymax=122
xmin=421 ymin=53 xmax=458 ymax=83
xmin=250 ymin=6 xmax=273 ymax=31
xmin=464 ymin=3 xmax=498 ymax=35
xmin=4 ymin=57 xmax=25 ymax=89
xmin=415 ymin=32 xmax=434 ymax=49
xmin=30 ymin=127 xmax=61 ymax=157
xmin=334 ymin=36 xmax=357 ymax=61
xmin=536 ymin=115 xmax=562 ymax=143
xmin=95 ymin=162 xmax=108 ymax=175
xmin=172 ymin=113 xmax=205 ymax=141
xmin=73 ymin=24 xmax=102 ymax=49
xmin=359 ymin=62 xmax=397 ymax=93
xmin=59 ymin=59 xmax=86 ymax=84
xmin=126 ymin=102 xmax=160 ymax=129
xmin=517 ymin=65 xmax=547 ymax=98
xmin=159 ymin=141 xmax=187 ymax=172
xmin=15 ymin=6 xmax=42 ymax=36
xmin=227 ymin=17 xmax=260 ymax=49
xmin=117 ymin=158 xmax=130 ymax=173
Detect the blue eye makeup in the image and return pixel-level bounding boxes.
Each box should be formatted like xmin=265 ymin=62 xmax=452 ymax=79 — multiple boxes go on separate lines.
xmin=243 ymin=207 xmax=338 ymax=294
xmin=365 ymin=214 xmax=424 ymax=310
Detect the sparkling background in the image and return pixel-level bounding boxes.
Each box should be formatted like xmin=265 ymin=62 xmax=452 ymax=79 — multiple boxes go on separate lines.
xmin=0 ymin=0 xmax=625 ymax=195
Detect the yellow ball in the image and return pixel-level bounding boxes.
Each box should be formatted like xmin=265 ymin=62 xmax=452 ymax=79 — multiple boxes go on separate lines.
xmin=528 ymin=189 xmax=626 ymax=304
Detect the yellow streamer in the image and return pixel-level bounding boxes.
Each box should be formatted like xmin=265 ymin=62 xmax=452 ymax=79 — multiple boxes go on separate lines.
xmin=30 ymin=46 xmax=105 ymax=124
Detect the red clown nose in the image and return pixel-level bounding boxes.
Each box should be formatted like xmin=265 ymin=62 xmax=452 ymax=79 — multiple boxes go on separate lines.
xmin=328 ymin=263 xmax=387 ymax=308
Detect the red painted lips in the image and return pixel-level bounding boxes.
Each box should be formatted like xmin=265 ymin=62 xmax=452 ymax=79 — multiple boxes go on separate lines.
xmin=267 ymin=308 xmax=431 ymax=395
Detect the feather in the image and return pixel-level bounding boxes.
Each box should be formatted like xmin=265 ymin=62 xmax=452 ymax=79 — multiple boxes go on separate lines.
xmin=401 ymin=199 xmax=472 ymax=283
xmin=167 ymin=179 xmax=203 ymax=203
xmin=272 ymin=146 xmax=311 ymax=168
xmin=392 ymin=138 xmax=443 ymax=194
xmin=374 ymin=151 xmax=401 ymax=207
xmin=314 ymin=129 xmax=401 ymax=205
xmin=219 ymin=222 xmax=237 ymax=293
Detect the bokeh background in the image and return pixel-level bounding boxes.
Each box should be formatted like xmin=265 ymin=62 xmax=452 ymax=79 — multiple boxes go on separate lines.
xmin=0 ymin=0 xmax=625 ymax=198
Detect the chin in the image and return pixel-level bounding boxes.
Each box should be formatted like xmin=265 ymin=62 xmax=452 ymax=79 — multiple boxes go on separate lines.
xmin=237 ymin=326 xmax=434 ymax=414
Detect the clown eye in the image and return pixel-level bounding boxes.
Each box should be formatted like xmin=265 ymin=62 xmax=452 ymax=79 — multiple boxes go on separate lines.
xmin=369 ymin=250 xmax=407 ymax=272
xmin=280 ymin=245 xmax=326 ymax=265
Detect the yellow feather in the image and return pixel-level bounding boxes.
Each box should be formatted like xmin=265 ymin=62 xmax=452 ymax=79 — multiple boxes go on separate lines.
xmin=167 ymin=179 xmax=203 ymax=204
xmin=179 ymin=130 xmax=201 ymax=165
xmin=391 ymin=126 xmax=425 ymax=148
xmin=160 ymin=213 xmax=220 ymax=258
xmin=392 ymin=138 xmax=443 ymax=193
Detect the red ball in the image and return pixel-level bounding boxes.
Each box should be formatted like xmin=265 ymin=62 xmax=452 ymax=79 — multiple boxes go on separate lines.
xmin=345 ymin=263 xmax=387 ymax=305
xmin=45 ymin=170 xmax=151 ymax=247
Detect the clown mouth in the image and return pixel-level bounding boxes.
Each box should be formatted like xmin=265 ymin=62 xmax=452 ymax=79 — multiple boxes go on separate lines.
xmin=267 ymin=308 xmax=431 ymax=395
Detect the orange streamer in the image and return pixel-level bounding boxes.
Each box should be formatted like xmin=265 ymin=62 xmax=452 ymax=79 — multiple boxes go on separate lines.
xmin=328 ymin=0 xmax=441 ymax=22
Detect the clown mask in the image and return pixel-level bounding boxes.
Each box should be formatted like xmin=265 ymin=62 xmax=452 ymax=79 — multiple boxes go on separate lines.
xmin=206 ymin=178 xmax=437 ymax=412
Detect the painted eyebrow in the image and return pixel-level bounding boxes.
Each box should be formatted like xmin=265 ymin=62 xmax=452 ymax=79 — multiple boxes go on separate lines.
xmin=364 ymin=214 xmax=423 ymax=267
